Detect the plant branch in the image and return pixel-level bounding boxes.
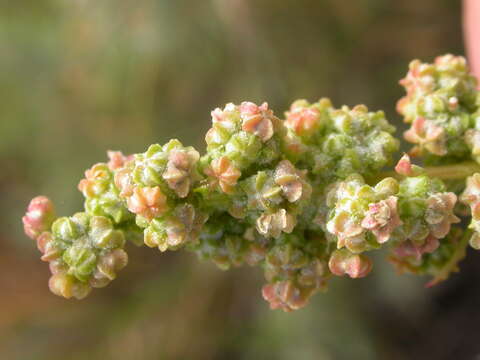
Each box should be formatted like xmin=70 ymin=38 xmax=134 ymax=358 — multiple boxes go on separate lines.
xmin=371 ymin=161 xmax=480 ymax=184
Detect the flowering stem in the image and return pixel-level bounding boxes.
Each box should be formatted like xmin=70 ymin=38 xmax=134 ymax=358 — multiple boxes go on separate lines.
xmin=372 ymin=161 xmax=480 ymax=184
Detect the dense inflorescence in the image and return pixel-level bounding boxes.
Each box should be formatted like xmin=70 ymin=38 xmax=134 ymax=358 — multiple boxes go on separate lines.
xmin=22 ymin=54 xmax=480 ymax=311
xmin=398 ymin=54 xmax=479 ymax=162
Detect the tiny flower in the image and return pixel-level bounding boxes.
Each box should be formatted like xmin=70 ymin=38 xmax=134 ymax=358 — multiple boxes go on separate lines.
xmin=404 ymin=117 xmax=447 ymax=156
xmin=240 ymin=102 xmax=274 ymax=142
xmin=211 ymin=103 xmax=237 ymax=129
xmin=285 ymin=100 xmax=321 ymax=136
xmin=127 ymin=186 xmax=168 ymax=220
xmin=394 ymin=154 xmax=411 ymax=176
xmin=274 ymin=160 xmax=308 ymax=203
xmin=328 ymin=249 xmax=372 ymax=278
xmin=204 ymin=156 xmax=241 ymax=194
xmin=78 ymin=163 xmax=111 ymax=198
xmin=37 ymin=232 xmax=61 ymax=261
xmin=256 ymin=209 xmax=296 ymax=238
xmin=107 ymin=151 xmax=133 ymax=171
xmin=326 ymin=211 xmax=364 ymax=247
xmin=162 ymin=148 xmax=200 ymax=197
xmin=114 ymin=167 xmax=135 ymax=197
xmin=22 ymin=196 xmax=56 ymax=240
xmin=361 ymin=196 xmax=402 ymax=243
xmin=93 ymin=248 xmax=128 ymax=283
xmin=144 ymin=204 xmax=207 ymax=252
xmin=425 ymin=192 xmax=460 ymax=238
xmin=165 ymin=204 xmax=207 ymax=248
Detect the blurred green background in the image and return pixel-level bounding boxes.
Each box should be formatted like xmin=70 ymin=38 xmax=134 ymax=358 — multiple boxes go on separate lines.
xmin=3 ymin=1 xmax=480 ymax=359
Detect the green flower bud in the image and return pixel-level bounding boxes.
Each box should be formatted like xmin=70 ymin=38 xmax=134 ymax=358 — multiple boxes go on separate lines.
xmin=78 ymin=162 xmax=133 ymax=224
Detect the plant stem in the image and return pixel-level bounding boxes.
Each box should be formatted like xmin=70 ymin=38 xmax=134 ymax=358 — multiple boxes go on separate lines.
xmin=372 ymin=161 xmax=480 ymax=183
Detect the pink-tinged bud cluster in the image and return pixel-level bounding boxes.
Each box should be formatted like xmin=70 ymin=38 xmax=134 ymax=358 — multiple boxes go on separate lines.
xmin=397 ymin=55 xmax=476 ymax=119
xmin=204 ymin=156 xmax=241 ymax=194
xmin=398 ymin=55 xmax=478 ymax=159
xmin=392 ymin=235 xmax=440 ymax=263
xmin=395 ymin=156 xmax=460 ymax=243
xmin=143 ymin=204 xmax=208 ymax=252
xmin=23 ymin=196 xmax=56 ymax=240
xmin=325 ymin=175 xmax=402 ymax=252
xmin=403 ymin=117 xmax=447 ymax=156
xmin=389 ymin=227 xmax=468 ymax=287
xmin=27 ymin=207 xmax=130 ymax=300
xmin=328 ymin=249 xmax=372 ymax=278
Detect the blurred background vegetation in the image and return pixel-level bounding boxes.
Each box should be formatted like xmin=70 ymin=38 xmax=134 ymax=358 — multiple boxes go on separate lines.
xmin=2 ymin=0 xmax=480 ymax=359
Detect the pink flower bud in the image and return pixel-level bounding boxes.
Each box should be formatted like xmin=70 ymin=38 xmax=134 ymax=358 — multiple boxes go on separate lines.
xmin=261 ymin=281 xmax=311 ymax=312
xmin=204 ymin=156 xmax=241 ymax=194
xmin=461 ymin=173 xmax=480 ymax=209
xmin=162 ymin=148 xmax=199 ymax=198
xmin=393 ymin=235 xmax=439 ymax=261
xmin=78 ymin=163 xmax=110 ymax=197
xmin=240 ymin=102 xmax=274 ymax=142
xmin=127 ymin=186 xmax=168 ymax=220
xmin=328 ymin=249 xmax=372 ymax=279
xmin=114 ymin=167 xmax=134 ymax=197
xmin=361 ymin=196 xmax=402 ymax=244
xmin=22 ymin=196 xmax=56 ymax=240
xmin=107 ymin=151 xmax=133 ymax=171
xmin=49 ymin=273 xmax=91 ymax=300
xmin=394 ymin=154 xmax=423 ymax=177
xmin=425 ymin=192 xmax=460 ymax=238
xmin=285 ymin=101 xmax=321 ymax=136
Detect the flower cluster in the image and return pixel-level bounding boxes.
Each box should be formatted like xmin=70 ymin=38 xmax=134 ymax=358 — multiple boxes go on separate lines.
xmin=398 ymin=54 xmax=479 ymax=161
xmin=284 ymin=100 xmax=399 ymax=180
xmin=22 ymin=54 xmax=480 ymax=311
xmin=33 ymin=212 xmax=128 ymax=299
